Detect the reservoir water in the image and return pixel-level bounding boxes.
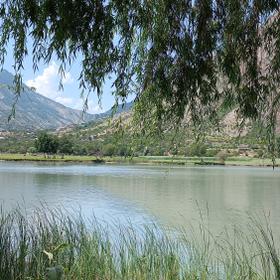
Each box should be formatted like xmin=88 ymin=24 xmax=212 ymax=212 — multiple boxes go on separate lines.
xmin=0 ymin=161 xmax=280 ymax=233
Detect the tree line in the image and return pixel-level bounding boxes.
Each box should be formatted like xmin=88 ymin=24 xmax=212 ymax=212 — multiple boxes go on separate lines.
xmin=35 ymin=132 xmax=74 ymax=154
xmin=34 ymin=132 xmax=120 ymax=157
xmin=24 ymin=130 xmax=280 ymax=159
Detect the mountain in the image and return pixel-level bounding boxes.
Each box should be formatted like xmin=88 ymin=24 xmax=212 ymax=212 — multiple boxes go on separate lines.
xmin=0 ymin=70 xmax=132 ymax=131
xmin=87 ymin=101 xmax=134 ymax=122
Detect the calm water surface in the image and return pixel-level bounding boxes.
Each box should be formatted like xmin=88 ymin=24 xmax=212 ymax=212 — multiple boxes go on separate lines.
xmin=0 ymin=161 xmax=280 ymax=233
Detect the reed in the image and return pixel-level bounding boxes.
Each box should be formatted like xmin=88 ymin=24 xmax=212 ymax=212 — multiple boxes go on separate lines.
xmin=0 ymin=206 xmax=279 ymax=279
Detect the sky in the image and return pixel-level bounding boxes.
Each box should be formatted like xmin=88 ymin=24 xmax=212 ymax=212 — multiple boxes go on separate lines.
xmin=3 ymin=41 xmax=134 ymax=114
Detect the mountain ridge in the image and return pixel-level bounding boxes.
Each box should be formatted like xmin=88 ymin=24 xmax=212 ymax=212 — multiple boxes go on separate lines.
xmin=0 ymin=70 xmax=133 ymax=131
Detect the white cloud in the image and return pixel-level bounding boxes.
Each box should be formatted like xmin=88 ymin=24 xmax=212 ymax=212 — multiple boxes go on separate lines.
xmin=88 ymin=103 xmax=103 ymax=114
xmin=62 ymin=71 xmax=74 ymax=84
xmin=25 ymin=62 xmax=104 ymax=114
xmin=72 ymin=99 xmax=103 ymax=114
xmin=25 ymin=61 xmax=73 ymax=102
xmin=55 ymin=96 xmax=74 ymax=106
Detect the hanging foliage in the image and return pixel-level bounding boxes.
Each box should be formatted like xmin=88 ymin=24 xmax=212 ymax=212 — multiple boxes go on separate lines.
xmin=0 ymin=0 xmax=279 ymax=156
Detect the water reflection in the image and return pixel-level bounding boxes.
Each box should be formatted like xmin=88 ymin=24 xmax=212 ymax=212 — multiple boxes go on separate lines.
xmin=0 ymin=162 xmax=280 ymax=234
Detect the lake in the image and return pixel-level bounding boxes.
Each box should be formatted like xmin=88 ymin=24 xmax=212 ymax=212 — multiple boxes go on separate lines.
xmin=1 ymin=161 xmax=280 ymax=234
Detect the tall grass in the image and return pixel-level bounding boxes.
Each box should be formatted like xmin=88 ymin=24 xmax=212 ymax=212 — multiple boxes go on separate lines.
xmin=0 ymin=206 xmax=279 ymax=279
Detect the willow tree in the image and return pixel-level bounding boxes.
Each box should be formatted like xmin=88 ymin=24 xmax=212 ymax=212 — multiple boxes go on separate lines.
xmin=0 ymin=0 xmax=279 ymax=156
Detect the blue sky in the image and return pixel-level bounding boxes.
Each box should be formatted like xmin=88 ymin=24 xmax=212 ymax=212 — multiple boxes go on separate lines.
xmin=3 ymin=41 xmax=134 ymax=114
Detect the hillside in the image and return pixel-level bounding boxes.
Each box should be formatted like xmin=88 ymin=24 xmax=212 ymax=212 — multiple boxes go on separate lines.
xmin=0 ymin=69 xmax=276 ymax=157
xmin=0 ymin=70 xmax=95 ymax=131
xmin=53 ymin=110 xmax=257 ymax=157
xmin=1 ymin=104 xmax=277 ymax=157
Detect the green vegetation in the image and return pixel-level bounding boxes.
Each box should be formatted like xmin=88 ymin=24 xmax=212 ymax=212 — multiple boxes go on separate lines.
xmin=35 ymin=132 xmax=59 ymax=154
xmin=35 ymin=132 xmax=74 ymax=154
xmin=102 ymin=143 xmax=116 ymax=157
xmin=1 ymin=1 xmax=280 ymax=154
xmin=58 ymin=136 xmax=74 ymax=154
xmin=1 ymin=4 xmax=280 ymax=279
xmin=0 ymin=153 xmax=101 ymax=163
xmin=0 ymin=115 xmax=279 ymax=166
xmin=186 ymin=142 xmax=207 ymax=157
xmin=0 ymin=206 xmax=279 ymax=279
xmin=0 ymin=153 xmax=279 ymax=167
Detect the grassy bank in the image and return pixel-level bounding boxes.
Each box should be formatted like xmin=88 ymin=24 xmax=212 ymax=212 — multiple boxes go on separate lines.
xmin=0 ymin=207 xmax=280 ymax=279
xmin=0 ymin=153 xmax=279 ymax=167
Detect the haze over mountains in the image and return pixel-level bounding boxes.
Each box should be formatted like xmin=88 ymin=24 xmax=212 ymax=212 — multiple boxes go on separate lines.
xmin=0 ymin=70 xmax=132 ymax=131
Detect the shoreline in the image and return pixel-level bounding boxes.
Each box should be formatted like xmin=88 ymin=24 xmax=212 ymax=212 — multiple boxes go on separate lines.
xmin=0 ymin=153 xmax=278 ymax=168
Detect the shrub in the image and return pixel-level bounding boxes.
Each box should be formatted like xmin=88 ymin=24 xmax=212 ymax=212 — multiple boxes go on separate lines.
xmin=102 ymin=143 xmax=116 ymax=157
xmin=117 ymin=145 xmax=131 ymax=157
xmin=58 ymin=136 xmax=74 ymax=154
xmin=72 ymin=145 xmax=88 ymax=155
xmin=205 ymin=149 xmax=219 ymax=157
xmin=186 ymin=142 xmax=207 ymax=157
xmin=27 ymin=146 xmax=37 ymax=154
xmin=217 ymin=150 xmax=228 ymax=164
xmin=256 ymin=149 xmax=265 ymax=158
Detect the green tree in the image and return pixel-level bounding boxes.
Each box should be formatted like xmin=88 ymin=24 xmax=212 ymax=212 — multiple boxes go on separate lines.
xmin=35 ymin=132 xmax=59 ymax=154
xmin=187 ymin=142 xmax=207 ymax=157
xmin=116 ymin=145 xmax=131 ymax=157
xmin=1 ymin=1 xmax=279 ymax=152
xmin=102 ymin=144 xmax=116 ymax=157
xmin=27 ymin=146 xmax=36 ymax=154
xmin=58 ymin=136 xmax=74 ymax=154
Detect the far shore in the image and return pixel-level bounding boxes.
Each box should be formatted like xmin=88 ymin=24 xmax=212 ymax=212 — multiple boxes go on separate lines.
xmin=0 ymin=153 xmax=279 ymax=167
